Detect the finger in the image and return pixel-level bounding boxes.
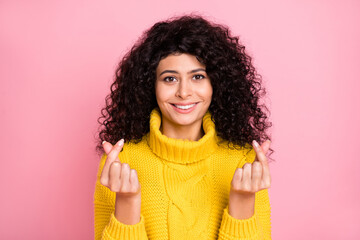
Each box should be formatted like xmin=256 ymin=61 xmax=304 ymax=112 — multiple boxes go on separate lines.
xmin=252 ymin=140 xmax=268 ymax=164
xmin=106 ymin=139 xmax=124 ymax=162
xmin=130 ymin=169 xmax=140 ymax=193
xmin=251 ymin=161 xmax=262 ymax=191
xmin=129 ymin=169 xmax=138 ymax=184
xmin=261 ymin=140 xmax=271 ymax=155
xmin=108 ymin=161 xmax=121 ymax=191
xmin=260 ymin=162 xmax=271 ymax=189
xmin=231 ymin=168 xmax=243 ymax=190
xmin=100 ymin=139 xmax=124 ymax=185
xmin=102 ymin=141 xmax=114 ymax=155
xmin=241 ymin=163 xmax=252 ymax=192
xmin=120 ymin=163 xmax=131 ymax=192
xmin=252 ymin=140 xmax=271 ymax=187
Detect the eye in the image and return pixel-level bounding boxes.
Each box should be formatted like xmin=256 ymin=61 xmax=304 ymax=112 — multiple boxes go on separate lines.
xmin=192 ymin=74 xmax=205 ymax=80
xmin=163 ymin=76 xmax=177 ymax=82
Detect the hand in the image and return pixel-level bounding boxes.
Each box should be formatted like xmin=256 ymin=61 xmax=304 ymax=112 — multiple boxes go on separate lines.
xmin=231 ymin=140 xmax=271 ymax=195
xmin=100 ymin=139 xmax=141 ymax=198
xmin=100 ymin=139 xmax=141 ymax=224
xmin=228 ymin=140 xmax=271 ymax=219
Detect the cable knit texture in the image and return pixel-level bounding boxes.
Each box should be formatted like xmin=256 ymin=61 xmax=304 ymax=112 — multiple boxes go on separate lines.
xmin=94 ymin=109 xmax=271 ymax=240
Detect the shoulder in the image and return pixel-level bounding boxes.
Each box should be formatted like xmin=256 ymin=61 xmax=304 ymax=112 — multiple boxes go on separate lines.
xmin=123 ymin=134 xmax=152 ymax=157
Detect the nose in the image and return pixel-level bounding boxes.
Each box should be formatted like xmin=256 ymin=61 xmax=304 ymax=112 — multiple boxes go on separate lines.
xmin=175 ymin=79 xmax=193 ymax=99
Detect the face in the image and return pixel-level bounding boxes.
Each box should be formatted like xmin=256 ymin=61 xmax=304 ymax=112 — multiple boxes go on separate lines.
xmin=155 ymin=53 xmax=213 ymax=131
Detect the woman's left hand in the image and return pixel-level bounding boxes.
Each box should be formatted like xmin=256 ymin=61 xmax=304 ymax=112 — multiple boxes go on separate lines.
xmin=228 ymin=140 xmax=271 ymax=219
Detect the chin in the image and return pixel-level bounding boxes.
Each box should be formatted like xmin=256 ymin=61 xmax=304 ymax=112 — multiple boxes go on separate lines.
xmin=159 ymin=103 xmax=208 ymax=126
xmin=169 ymin=112 xmax=203 ymax=126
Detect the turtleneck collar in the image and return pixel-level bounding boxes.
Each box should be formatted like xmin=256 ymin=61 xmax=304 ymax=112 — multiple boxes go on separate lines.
xmin=147 ymin=108 xmax=219 ymax=164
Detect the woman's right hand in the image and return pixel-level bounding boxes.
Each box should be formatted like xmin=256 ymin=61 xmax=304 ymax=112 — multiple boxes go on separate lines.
xmin=100 ymin=139 xmax=141 ymax=224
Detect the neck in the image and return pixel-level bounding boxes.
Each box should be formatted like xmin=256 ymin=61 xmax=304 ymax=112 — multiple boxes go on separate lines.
xmin=160 ymin=118 xmax=204 ymax=141
xmin=148 ymin=108 xmax=219 ymax=164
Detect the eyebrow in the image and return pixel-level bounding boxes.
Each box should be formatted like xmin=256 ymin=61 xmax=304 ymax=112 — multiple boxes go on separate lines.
xmin=159 ymin=68 xmax=206 ymax=76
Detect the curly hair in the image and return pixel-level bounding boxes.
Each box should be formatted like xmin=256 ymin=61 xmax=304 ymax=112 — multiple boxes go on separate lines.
xmin=96 ymin=14 xmax=272 ymax=155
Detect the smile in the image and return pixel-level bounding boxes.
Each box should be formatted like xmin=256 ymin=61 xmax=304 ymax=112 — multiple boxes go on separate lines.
xmin=174 ymin=103 xmax=196 ymax=109
xmin=170 ymin=103 xmax=198 ymax=113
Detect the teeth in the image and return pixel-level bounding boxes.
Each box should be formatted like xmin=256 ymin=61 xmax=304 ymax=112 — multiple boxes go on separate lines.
xmin=174 ymin=104 xmax=196 ymax=110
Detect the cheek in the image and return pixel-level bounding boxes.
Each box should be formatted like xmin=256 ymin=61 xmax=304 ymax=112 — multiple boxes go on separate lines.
xmin=155 ymin=83 xmax=170 ymax=104
xmin=198 ymin=83 xmax=213 ymax=102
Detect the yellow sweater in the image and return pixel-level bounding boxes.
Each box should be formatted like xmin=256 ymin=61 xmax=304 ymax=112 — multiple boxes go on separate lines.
xmin=94 ymin=109 xmax=271 ymax=240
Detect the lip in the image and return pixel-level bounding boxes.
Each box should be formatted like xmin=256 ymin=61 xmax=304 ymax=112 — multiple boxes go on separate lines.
xmin=171 ymin=102 xmax=197 ymax=106
xmin=170 ymin=102 xmax=199 ymax=114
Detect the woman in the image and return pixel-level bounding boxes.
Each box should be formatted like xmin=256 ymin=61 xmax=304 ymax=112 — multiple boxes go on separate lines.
xmin=94 ymin=14 xmax=272 ymax=240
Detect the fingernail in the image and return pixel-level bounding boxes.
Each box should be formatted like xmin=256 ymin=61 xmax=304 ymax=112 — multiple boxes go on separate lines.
xmin=102 ymin=140 xmax=106 ymax=145
xmin=117 ymin=139 xmax=124 ymax=146
xmin=253 ymin=140 xmax=259 ymax=148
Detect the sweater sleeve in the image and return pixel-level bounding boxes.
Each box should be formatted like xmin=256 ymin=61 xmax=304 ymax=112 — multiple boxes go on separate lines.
xmin=217 ymin=189 xmax=271 ymax=240
xmin=94 ymin=152 xmax=149 ymax=240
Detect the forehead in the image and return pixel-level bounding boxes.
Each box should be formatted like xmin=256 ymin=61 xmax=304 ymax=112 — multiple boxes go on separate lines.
xmin=156 ymin=53 xmax=205 ymax=73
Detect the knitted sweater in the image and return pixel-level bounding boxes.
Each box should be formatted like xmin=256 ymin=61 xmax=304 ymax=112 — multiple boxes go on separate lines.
xmin=94 ymin=109 xmax=271 ymax=240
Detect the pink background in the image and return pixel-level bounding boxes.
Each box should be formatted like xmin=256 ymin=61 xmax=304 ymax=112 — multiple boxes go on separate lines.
xmin=1 ymin=0 xmax=359 ymax=239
